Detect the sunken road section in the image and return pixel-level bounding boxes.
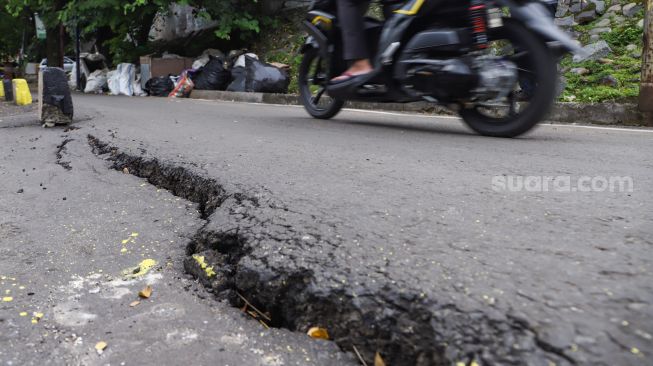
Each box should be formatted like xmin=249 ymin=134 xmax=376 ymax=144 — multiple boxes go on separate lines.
xmin=88 ymin=134 xmax=573 ymax=366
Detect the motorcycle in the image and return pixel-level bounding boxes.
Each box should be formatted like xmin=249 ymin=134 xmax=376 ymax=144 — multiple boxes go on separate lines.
xmin=298 ymin=0 xmax=581 ymax=137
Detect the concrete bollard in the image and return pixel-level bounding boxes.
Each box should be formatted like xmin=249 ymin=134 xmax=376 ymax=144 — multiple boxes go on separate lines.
xmin=12 ymin=79 xmax=32 ymax=106
xmin=38 ymin=67 xmax=73 ymax=127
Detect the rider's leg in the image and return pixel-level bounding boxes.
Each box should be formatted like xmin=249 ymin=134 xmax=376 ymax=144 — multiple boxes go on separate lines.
xmin=333 ymin=0 xmax=373 ymax=81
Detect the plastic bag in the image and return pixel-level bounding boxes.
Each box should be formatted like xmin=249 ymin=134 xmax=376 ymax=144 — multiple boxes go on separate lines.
xmin=84 ymin=70 xmax=108 ymax=94
xmin=192 ymin=49 xmax=225 ymax=70
xmin=145 ymin=76 xmax=174 ymax=97
xmin=168 ymin=71 xmax=194 ymax=98
xmin=245 ymin=56 xmax=290 ymax=94
xmin=133 ymin=74 xmax=147 ymax=96
xmin=192 ymin=56 xmax=230 ymax=90
xmin=108 ymin=63 xmax=136 ymax=96
xmin=234 ymin=53 xmax=258 ymax=68
xmin=226 ymin=67 xmax=246 ymax=92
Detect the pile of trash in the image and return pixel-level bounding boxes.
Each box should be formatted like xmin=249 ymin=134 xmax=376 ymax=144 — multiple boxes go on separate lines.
xmin=77 ymin=49 xmax=290 ymax=99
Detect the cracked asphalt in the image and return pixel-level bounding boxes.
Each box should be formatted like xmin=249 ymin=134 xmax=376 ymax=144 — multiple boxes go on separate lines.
xmin=1 ymin=94 xmax=652 ymax=365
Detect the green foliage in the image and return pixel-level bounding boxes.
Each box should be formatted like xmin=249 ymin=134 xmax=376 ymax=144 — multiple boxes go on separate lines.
xmin=561 ymin=55 xmax=641 ymax=103
xmin=0 ymin=1 xmax=24 ymax=59
xmin=3 ymin=0 xmax=269 ymax=64
xmin=562 ymin=9 xmax=644 ymax=103
xmin=601 ymin=25 xmax=643 ymax=52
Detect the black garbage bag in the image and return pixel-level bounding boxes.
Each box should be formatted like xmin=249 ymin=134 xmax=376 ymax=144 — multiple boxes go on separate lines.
xmin=192 ymin=56 xmax=231 ymax=90
xmin=145 ymin=76 xmax=174 ymax=97
xmin=245 ymin=56 xmax=290 ymax=94
xmin=226 ymin=67 xmax=246 ymax=92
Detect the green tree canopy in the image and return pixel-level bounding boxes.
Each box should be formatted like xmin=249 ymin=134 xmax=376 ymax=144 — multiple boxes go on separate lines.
xmin=4 ymin=0 xmax=266 ymax=64
xmin=0 ymin=1 xmax=24 ymax=60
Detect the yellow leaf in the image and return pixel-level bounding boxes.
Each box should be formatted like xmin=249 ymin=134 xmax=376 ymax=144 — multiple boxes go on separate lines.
xmin=307 ymin=327 xmax=329 ymax=340
xmin=631 ymin=347 xmax=640 ymax=355
xmin=205 ymin=266 xmax=216 ymax=278
xmin=2 ymin=296 xmax=13 ymax=302
xmin=31 ymin=318 xmax=38 ymax=324
xmin=192 ymin=254 xmax=208 ymax=269
xmin=122 ymin=259 xmax=157 ymax=278
xmin=34 ymin=312 xmax=44 ymax=319
xmin=95 ymin=341 xmax=108 ymax=352
xmin=19 ymin=311 xmax=27 ymax=317
xmin=138 ymin=285 xmax=152 ymax=299
xmin=375 ymin=352 xmax=386 ymax=366
xmin=120 ymin=248 xmax=128 ymax=253
xmin=121 ymin=239 xmax=130 ymax=244
xmin=471 ymin=361 xmax=480 ymax=366
xmin=193 ymin=254 xmax=216 ymax=278
xmin=130 ymin=232 xmax=139 ymax=237
xmin=129 ymin=301 xmax=140 ymax=307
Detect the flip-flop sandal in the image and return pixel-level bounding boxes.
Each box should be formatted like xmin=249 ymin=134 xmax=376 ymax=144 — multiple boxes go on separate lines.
xmin=330 ymin=71 xmax=372 ymax=84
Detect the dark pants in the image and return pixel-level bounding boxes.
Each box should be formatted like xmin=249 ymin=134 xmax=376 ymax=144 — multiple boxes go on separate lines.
xmin=337 ymin=0 xmax=371 ymax=60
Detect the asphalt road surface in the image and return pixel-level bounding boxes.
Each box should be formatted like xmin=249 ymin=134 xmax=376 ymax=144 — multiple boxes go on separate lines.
xmin=1 ymin=94 xmax=652 ymax=366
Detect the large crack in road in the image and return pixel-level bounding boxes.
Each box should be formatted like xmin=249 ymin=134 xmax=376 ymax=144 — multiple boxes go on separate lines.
xmin=87 ymin=134 xmax=575 ymax=366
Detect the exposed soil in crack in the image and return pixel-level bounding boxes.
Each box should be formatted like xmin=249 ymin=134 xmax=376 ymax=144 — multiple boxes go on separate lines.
xmin=87 ymin=134 xmax=576 ymax=366
xmin=56 ymin=138 xmax=73 ymax=171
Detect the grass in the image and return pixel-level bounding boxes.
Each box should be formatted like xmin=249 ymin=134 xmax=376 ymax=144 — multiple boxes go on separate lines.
xmin=561 ymin=9 xmax=644 ymax=103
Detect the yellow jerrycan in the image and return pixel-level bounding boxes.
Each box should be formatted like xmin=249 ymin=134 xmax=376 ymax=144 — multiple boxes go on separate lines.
xmin=13 ymin=79 xmax=32 ymax=106
xmin=0 ymin=79 xmax=4 ymax=98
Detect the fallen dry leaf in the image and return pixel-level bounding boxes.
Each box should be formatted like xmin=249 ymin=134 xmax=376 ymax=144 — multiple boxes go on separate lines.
xmin=95 ymin=341 xmax=107 ymax=354
xmin=138 ymin=285 xmax=152 ymax=299
xmin=307 ymin=327 xmax=329 ymax=340
xmin=375 ymin=352 xmax=386 ymax=366
xmin=122 ymin=167 xmax=130 ymax=174
xmin=129 ymin=300 xmax=140 ymax=307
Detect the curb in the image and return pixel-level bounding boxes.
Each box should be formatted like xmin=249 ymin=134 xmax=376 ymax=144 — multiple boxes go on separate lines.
xmin=189 ymin=90 xmax=652 ymax=127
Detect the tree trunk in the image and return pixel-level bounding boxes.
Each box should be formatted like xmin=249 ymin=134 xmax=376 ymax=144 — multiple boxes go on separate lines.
xmin=44 ymin=0 xmax=66 ymax=68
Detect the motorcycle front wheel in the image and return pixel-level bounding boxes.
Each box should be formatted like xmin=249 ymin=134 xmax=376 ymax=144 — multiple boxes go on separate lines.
xmin=460 ymin=19 xmax=557 ymax=138
xmin=298 ymin=48 xmax=345 ymax=119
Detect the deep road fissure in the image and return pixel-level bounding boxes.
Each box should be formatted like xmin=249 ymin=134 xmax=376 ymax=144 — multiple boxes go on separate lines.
xmin=85 ymin=134 xmax=576 ymax=366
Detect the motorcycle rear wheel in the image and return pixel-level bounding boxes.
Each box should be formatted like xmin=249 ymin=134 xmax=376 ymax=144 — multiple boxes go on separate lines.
xmin=460 ymin=19 xmax=557 ymax=138
xmin=298 ymin=48 xmax=345 ymax=119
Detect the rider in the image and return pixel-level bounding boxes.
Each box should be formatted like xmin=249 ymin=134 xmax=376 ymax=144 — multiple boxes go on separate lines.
xmin=331 ymin=0 xmax=374 ymax=83
xmin=332 ymin=0 xmax=435 ymax=83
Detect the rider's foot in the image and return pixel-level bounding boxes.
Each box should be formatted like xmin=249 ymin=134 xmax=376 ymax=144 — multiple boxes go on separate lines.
xmin=331 ymin=59 xmax=373 ymax=83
